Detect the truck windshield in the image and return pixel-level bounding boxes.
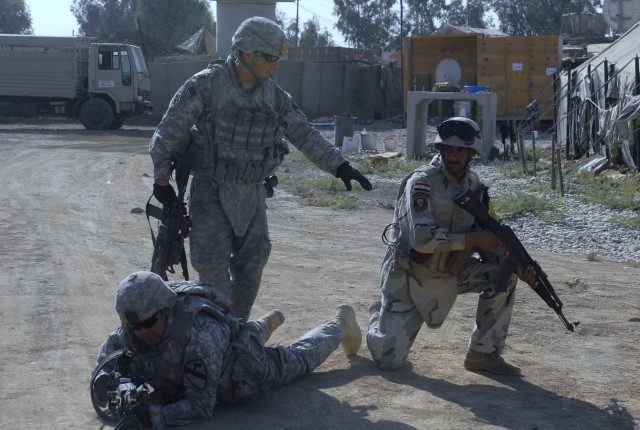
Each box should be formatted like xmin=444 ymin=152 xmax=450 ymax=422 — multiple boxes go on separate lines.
xmin=130 ymin=46 xmax=149 ymax=76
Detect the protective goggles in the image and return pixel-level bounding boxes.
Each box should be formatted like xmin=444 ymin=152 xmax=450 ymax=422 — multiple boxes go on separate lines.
xmin=255 ymin=51 xmax=280 ymax=63
xmin=129 ymin=311 xmax=159 ymax=330
xmin=437 ymin=120 xmax=480 ymax=142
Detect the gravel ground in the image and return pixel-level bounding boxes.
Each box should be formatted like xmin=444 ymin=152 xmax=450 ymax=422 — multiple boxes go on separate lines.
xmin=476 ymin=164 xmax=640 ymax=263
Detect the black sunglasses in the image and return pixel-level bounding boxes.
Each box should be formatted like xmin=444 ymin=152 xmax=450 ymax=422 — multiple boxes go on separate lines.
xmin=437 ymin=120 xmax=480 ymax=142
xmin=255 ymin=51 xmax=280 ymax=63
xmin=129 ymin=311 xmax=159 ymax=330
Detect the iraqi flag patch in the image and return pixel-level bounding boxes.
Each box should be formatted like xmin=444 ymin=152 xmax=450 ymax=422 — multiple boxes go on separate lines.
xmin=413 ymin=182 xmax=431 ymax=193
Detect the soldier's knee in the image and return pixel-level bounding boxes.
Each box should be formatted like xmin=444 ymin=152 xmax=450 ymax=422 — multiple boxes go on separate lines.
xmin=368 ymin=344 xmax=407 ymax=370
xmin=373 ymin=354 xmax=406 ymax=370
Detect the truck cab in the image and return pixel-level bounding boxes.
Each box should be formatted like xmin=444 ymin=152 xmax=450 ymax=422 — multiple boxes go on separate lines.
xmin=0 ymin=35 xmax=152 ymax=130
xmin=81 ymin=43 xmax=153 ymax=129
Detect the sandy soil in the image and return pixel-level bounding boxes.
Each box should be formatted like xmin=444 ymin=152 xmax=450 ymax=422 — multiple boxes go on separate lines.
xmin=0 ymin=119 xmax=638 ymax=430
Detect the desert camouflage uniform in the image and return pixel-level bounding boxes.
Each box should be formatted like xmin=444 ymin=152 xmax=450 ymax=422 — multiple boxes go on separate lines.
xmin=149 ymin=56 xmax=347 ymax=320
xmin=95 ymin=280 xmax=343 ymax=427
xmin=366 ymin=163 xmax=518 ymax=370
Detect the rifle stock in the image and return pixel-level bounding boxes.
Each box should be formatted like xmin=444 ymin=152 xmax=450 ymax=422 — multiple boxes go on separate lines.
xmin=148 ymin=152 xmax=193 ymax=281
xmin=454 ymin=188 xmax=580 ymax=332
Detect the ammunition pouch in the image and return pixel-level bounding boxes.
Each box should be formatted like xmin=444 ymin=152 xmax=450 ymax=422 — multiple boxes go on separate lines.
xmin=191 ymin=104 xmax=289 ymax=185
xmin=396 ymin=247 xmax=474 ymax=277
xmin=184 ymin=123 xmax=210 ymax=172
xmin=214 ymin=105 xmax=284 ymax=151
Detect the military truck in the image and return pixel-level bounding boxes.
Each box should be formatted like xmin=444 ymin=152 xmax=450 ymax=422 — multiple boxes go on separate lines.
xmin=0 ymin=35 xmax=152 ymax=130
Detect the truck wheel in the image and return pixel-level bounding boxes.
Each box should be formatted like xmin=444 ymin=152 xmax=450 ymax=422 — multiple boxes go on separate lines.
xmin=109 ymin=115 xmax=127 ymax=130
xmin=80 ymin=98 xmax=114 ymax=130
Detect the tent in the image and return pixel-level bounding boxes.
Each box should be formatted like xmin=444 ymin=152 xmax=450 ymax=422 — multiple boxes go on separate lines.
xmin=178 ymin=28 xmax=216 ymax=55
xmin=556 ymin=20 xmax=640 ymax=169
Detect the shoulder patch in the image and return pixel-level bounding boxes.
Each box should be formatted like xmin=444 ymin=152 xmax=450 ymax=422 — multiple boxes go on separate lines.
xmin=413 ymin=181 xmax=431 ymax=193
xmin=184 ymin=359 xmax=208 ymax=390
xmin=413 ymin=194 xmax=429 ymax=212
xmin=411 ymin=181 xmax=431 ymax=212
xmin=170 ymin=80 xmax=197 ymax=107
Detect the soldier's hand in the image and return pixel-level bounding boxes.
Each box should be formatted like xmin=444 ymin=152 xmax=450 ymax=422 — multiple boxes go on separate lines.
xmin=153 ymin=182 xmax=177 ymax=205
xmin=336 ymin=162 xmax=372 ymax=191
xmin=465 ymin=231 xmax=506 ymax=253
xmin=518 ymin=264 xmax=539 ymax=289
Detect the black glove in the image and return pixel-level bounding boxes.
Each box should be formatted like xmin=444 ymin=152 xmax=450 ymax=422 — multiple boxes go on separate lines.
xmin=263 ymin=175 xmax=278 ymax=198
xmin=153 ymin=182 xmax=177 ymax=205
xmin=336 ymin=162 xmax=372 ymax=191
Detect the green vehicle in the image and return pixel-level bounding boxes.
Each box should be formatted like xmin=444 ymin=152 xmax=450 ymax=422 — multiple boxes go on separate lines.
xmin=0 ymin=35 xmax=153 ymax=130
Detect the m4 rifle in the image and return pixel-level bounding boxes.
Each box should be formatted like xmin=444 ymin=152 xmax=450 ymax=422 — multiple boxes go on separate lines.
xmin=146 ymin=152 xmax=193 ymax=281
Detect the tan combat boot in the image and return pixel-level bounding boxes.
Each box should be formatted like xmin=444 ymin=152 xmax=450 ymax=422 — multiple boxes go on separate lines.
xmin=464 ymin=350 xmax=522 ymax=376
xmin=368 ymin=300 xmax=382 ymax=315
xmin=336 ymin=304 xmax=362 ymax=357
xmin=260 ymin=309 xmax=285 ymax=342
xmin=368 ymin=300 xmax=382 ymax=324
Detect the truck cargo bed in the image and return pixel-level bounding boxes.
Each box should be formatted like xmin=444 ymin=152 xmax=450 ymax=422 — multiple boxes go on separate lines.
xmin=0 ymin=35 xmax=89 ymax=99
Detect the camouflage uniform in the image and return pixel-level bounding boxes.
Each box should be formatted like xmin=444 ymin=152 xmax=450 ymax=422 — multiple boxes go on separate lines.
xmin=95 ymin=279 xmax=344 ymax=427
xmin=149 ymin=55 xmax=347 ymax=320
xmin=366 ymin=162 xmax=518 ymax=370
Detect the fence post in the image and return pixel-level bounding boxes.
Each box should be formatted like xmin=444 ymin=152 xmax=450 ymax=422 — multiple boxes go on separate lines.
xmin=532 ymin=130 xmax=537 ymax=176
xmin=635 ymin=56 xmax=640 ymax=169
xmin=551 ymin=128 xmax=557 ymax=190
xmin=604 ymin=59 xmax=609 ymax=108
xmin=635 ymin=55 xmax=640 ymax=96
xmin=566 ymin=70 xmax=572 ymax=159
xmin=556 ymin=145 xmax=565 ymax=196
xmin=518 ymin=131 xmax=527 ymax=174
xmin=551 ymin=72 xmax=558 ymax=190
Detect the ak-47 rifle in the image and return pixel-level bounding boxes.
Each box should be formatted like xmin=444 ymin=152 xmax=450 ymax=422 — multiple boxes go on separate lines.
xmin=454 ymin=187 xmax=580 ymax=332
xmin=90 ymin=350 xmax=151 ymax=430
xmin=146 ymin=152 xmax=193 ymax=281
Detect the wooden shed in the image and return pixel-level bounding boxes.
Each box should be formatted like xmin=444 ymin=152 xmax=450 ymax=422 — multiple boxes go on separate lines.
xmin=402 ymin=34 xmax=563 ymax=121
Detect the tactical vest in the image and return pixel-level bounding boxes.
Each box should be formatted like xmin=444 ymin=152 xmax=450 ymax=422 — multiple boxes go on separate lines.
xmin=122 ymin=281 xmax=236 ymax=393
xmin=188 ymin=62 xmax=289 ymax=185
xmin=392 ymin=164 xmax=486 ymax=276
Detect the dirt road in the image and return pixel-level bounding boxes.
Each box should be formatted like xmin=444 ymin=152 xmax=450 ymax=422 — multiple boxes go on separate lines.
xmin=0 ymin=120 xmax=638 ymax=429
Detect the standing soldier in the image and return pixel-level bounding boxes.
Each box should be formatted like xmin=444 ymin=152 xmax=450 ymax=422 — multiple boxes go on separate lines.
xmin=366 ymin=117 xmax=537 ymax=375
xmin=149 ymin=17 xmax=372 ymax=321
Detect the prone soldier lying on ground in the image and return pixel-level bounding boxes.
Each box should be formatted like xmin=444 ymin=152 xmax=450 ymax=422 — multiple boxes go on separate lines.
xmin=91 ymin=271 xmax=362 ymax=429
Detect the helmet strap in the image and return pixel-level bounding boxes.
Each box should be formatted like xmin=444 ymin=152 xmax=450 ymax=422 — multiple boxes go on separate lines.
xmin=236 ymin=51 xmax=263 ymax=83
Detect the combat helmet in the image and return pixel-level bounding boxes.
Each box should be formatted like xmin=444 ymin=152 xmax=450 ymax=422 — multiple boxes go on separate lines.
xmin=232 ymin=16 xmax=288 ymax=57
xmin=115 ymin=271 xmax=176 ymax=327
xmin=434 ymin=117 xmax=482 ymax=156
